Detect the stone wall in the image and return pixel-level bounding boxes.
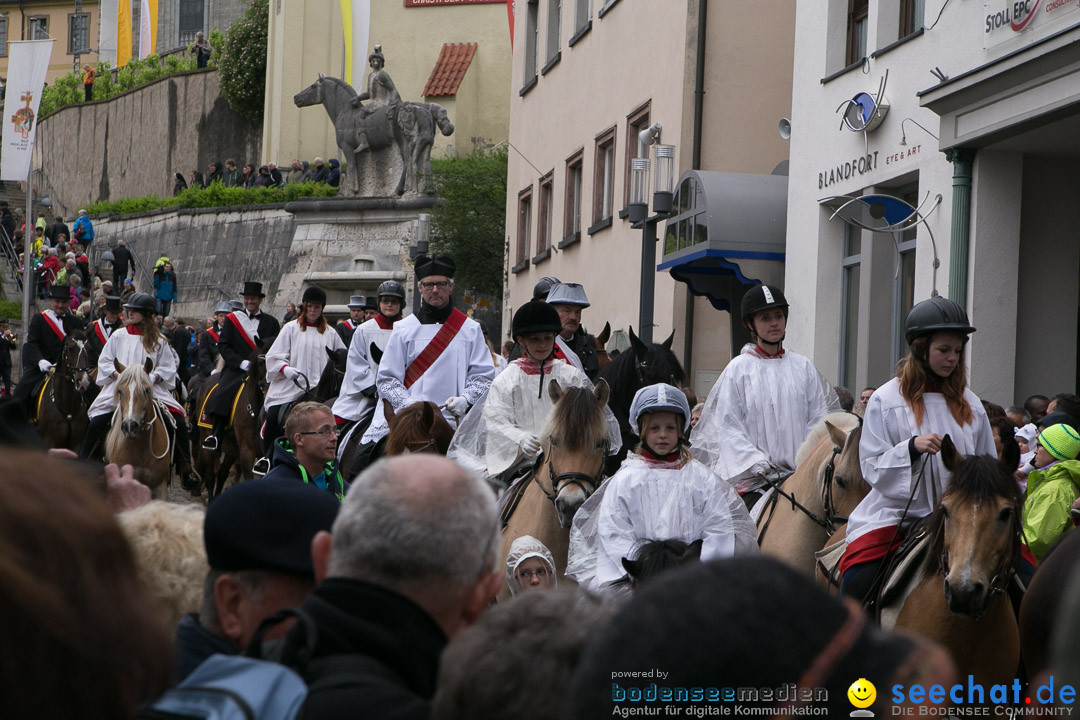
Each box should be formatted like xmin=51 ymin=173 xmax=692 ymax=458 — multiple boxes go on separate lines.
xmin=33 ymin=69 xmax=261 ymax=220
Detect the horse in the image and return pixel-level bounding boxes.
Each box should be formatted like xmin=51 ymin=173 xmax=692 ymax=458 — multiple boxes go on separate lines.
xmin=597 ymin=327 xmax=685 ymax=472
xmin=621 ymin=538 xmax=703 ymax=589
xmin=37 ymin=330 xmax=93 ymax=451
xmin=499 ymin=378 xmax=611 ymax=601
xmin=106 ymin=359 xmax=173 ymax=499
xmin=398 ymin=101 xmax=454 ymax=195
xmin=383 ymin=399 xmax=455 ymax=456
xmin=756 ymin=412 xmax=868 ymax=577
xmin=191 ymin=343 xmax=269 ymax=499
xmin=292 ymin=347 xmax=349 ymax=406
xmin=293 ymin=74 xmax=409 ymax=196
xmin=1019 ymin=527 xmax=1080 ymax=679
xmin=891 ymin=436 xmax=1023 ymax=687
xmin=592 ymin=321 xmax=612 ymax=373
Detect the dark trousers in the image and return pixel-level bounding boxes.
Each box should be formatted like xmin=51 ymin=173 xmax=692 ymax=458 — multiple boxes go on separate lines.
xmin=81 ymin=414 xmax=110 ymax=459
xmin=84 ymin=84 xmax=93 ymax=102
xmin=264 ymin=403 xmax=288 ymax=456
xmin=112 ymin=270 xmax=128 ymax=289
xmin=840 ymin=558 xmax=890 ymax=607
xmin=0 ymin=364 xmax=10 ymax=395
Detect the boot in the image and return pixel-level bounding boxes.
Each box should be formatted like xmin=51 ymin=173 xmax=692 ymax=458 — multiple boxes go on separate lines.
xmin=202 ymin=416 xmax=224 ymax=452
xmin=81 ymin=415 xmax=111 ymax=460
xmin=173 ymin=420 xmax=201 ymax=493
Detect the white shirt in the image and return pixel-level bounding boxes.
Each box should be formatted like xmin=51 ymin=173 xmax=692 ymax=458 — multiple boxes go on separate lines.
xmin=332 ymin=316 xmax=396 ymax=422
xmin=88 ymin=327 xmax=183 ymax=419
xmin=263 ymin=320 xmax=346 ymax=408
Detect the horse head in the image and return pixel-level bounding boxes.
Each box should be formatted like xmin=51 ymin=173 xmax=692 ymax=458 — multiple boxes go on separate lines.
xmin=113 ymin=358 xmax=155 ymax=439
xmin=293 ymin=76 xmax=324 ymax=108
xmin=621 ymin=538 xmax=703 ymax=589
xmin=929 ymin=435 xmax=1024 ymax=618
xmin=319 ymin=346 xmax=348 ymax=399
xmin=821 ymin=415 xmax=869 ymax=524
xmin=61 ymin=331 xmax=93 ymax=394
xmin=542 ymin=378 xmax=611 ymax=528
xmin=626 ymin=326 xmax=685 ymax=388
xmin=384 ymin=400 xmax=454 ymax=455
xmin=431 ymin=103 xmax=454 ymax=136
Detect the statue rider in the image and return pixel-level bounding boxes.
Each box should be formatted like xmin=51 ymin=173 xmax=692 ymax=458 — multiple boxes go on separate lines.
xmin=350 ymin=45 xmax=401 ymax=121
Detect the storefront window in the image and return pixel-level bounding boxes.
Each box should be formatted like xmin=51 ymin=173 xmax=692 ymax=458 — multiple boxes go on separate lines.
xmin=840 ymin=224 xmax=861 ymax=387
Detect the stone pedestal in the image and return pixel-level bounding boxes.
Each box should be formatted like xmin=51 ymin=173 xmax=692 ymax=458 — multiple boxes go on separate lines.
xmin=279 ymin=195 xmax=440 ymax=314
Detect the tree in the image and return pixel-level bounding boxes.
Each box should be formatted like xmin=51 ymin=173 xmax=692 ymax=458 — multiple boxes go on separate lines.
xmin=217 ymin=0 xmax=268 ymax=125
xmin=428 ymin=148 xmax=508 ymax=299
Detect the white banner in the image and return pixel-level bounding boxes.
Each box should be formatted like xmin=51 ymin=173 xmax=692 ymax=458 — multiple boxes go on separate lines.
xmin=340 ymin=0 xmax=370 ymax=90
xmin=98 ymin=0 xmax=119 ymax=67
xmin=1 ymin=40 xmax=53 ymax=182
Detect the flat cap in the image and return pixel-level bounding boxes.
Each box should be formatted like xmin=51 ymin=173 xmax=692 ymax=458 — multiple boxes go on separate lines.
xmin=204 ymin=477 xmax=339 ymax=577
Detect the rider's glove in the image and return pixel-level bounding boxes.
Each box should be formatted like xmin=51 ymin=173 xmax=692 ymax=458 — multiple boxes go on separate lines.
xmin=445 ymin=395 xmax=469 ymax=419
xmin=283 ymin=366 xmax=301 ymax=381
xmin=38 ymin=359 xmax=52 ymax=373
xmin=149 ymin=373 xmax=160 ymax=384
xmin=521 ymin=434 xmax=542 ymax=458
xmin=240 ymin=360 xmax=251 ymax=371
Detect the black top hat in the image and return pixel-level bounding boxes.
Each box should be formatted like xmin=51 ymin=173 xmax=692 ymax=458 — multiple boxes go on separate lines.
xmin=364 ymin=295 xmax=379 ymax=310
xmin=415 ymin=255 xmax=456 ymax=281
xmin=47 ymin=285 xmax=70 ymax=301
xmin=240 ymin=281 xmax=265 ymax=298
xmin=103 ymin=296 xmax=122 ymax=313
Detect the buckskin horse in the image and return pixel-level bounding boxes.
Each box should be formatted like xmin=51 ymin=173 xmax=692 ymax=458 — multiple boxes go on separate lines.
xmin=37 ymin=330 xmax=93 ymax=451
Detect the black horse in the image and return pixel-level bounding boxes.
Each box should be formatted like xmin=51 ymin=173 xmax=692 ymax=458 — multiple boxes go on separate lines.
xmin=598 ymin=327 xmax=686 ymax=472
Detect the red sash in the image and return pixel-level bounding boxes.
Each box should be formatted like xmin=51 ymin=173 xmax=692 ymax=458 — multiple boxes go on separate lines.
xmin=404 ymin=309 xmax=467 ymax=389
xmin=340 ymin=319 xmax=354 ymax=332
xmin=92 ymin=321 xmax=108 ymax=345
xmin=552 ymin=343 xmax=567 ymax=361
xmin=208 ymin=328 xmax=220 ymax=342
xmin=41 ymin=312 xmax=66 ymax=341
xmin=226 ymin=312 xmax=257 ymax=350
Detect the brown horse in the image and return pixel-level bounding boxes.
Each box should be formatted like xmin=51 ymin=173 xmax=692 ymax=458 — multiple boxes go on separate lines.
xmin=1019 ymin=526 xmax=1080 ymax=678
xmin=106 ymin=358 xmax=173 ymax=499
xmin=383 ymin=399 xmax=455 ymax=456
xmin=892 ymin=436 xmax=1023 ymax=687
xmin=37 ymin=330 xmax=93 ymax=451
xmin=756 ymin=412 xmax=868 ymax=577
xmin=592 ymin=321 xmax=612 ymax=373
xmin=499 ymin=378 xmax=611 ymax=601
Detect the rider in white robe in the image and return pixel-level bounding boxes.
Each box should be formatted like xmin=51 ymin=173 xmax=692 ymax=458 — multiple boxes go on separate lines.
xmin=332 ymin=281 xmax=405 ymax=425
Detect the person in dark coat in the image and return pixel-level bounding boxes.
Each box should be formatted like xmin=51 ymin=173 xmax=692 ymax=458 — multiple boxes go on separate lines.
xmin=326 ymin=158 xmax=341 ymax=188
xmin=285 ymin=455 xmax=501 ymax=719
xmin=205 ymin=161 xmax=223 ymax=185
xmin=262 ymin=402 xmax=347 ymax=500
xmin=172 ymin=172 xmax=188 ymax=196
xmin=196 ymin=301 xmax=230 ymax=379
xmin=312 ymin=157 xmax=330 ymax=183
xmin=50 ymin=216 xmax=70 ymax=244
xmin=111 ymin=239 xmax=136 ymax=289
xmin=165 ymin=316 xmax=192 ymax=387
xmin=335 ymin=295 xmax=366 ymax=347
xmin=0 ymin=203 xmax=15 ymax=244
xmin=12 ymin=284 xmax=85 ymax=417
xmin=86 ymin=296 xmax=124 ymax=364
xmin=202 ymin=281 xmax=280 ymax=452
xmin=0 ymin=319 xmax=14 ymax=396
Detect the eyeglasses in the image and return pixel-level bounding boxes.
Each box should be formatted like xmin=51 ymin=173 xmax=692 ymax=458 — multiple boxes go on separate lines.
xmin=298 ymin=425 xmax=335 ymax=438
xmin=419 ymin=280 xmax=450 ymax=290
xmin=517 ymin=567 xmax=548 ymax=580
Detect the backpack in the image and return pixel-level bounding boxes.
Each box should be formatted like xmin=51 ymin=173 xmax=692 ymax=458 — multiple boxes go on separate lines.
xmin=136 ymin=654 xmax=308 ymax=720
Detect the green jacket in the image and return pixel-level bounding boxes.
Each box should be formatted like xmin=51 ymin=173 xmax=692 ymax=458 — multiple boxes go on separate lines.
xmin=1022 ymin=459 xmax=1080 ymax=560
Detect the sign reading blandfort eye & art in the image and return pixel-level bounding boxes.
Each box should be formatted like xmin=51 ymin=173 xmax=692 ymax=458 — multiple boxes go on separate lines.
xmin=984 ymin=0 xmax=1080 ymax=49
xmin=404 ymin=0 xmax=504 ymax=6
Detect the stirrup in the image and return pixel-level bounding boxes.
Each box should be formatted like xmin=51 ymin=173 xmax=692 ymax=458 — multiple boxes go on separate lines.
xmin=201 ymin=435 xmax=219 ymax=452
xmin=252 ymin=457 xmax=271 ymax=477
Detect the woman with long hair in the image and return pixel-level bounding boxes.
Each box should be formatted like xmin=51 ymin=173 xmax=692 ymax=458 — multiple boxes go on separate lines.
xmin=839 ymin=297 xmax=996 ymax=603
xmin=80 ymin=292 xmax=199 ymax=488
xmin=172 ymin=172 xmax=188 ymax=196
xmin=256 ymin=286 xmax=345 ymax=475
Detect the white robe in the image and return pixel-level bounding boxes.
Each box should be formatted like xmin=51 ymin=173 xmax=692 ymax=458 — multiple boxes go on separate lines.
xmin=446 ymin=358 xmax=621 ymax=476
xmin=263 ymin=320 xmax=346 ymax=409
xmin=690 ymin=344 xmax=836 ymax=495
xmin=566 ymin=456 xmax=759 ymax=594
xmin=87 ymin=327 xmax=184 ymax=419
xmin=361 ymin=313 xmax=495 ymax=444
xmin=332 ymin=317 xmax=396 ymax=422
xmin=845 ymin=377 xmax=995 ymax=544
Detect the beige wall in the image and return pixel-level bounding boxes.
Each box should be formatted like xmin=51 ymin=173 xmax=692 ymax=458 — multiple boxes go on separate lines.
xmin=262 ymin=0 xmax=511 ymax=166
xmin=0 ymin=1 xmax=100 ymax=84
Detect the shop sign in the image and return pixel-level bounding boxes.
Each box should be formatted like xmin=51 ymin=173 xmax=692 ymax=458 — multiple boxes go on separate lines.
xmin=984 ymin=0 xmax=1080 ymax=49
xmin=818 ymin=152 xmax=880 ymax=190
xmin=404 ymin=0 xmax=504 ymax=6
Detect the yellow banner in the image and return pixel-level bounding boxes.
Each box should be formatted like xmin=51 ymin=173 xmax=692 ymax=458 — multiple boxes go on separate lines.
xmin=117 ymin=0 xmax=131 ymax=67
xmin=340 ymin=0 xmax=353 ymax=85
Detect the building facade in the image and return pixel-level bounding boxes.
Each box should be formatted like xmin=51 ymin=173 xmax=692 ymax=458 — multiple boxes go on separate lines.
xmin=504 ymin=0 xmax=796 ymax=395
xmin=787 ymin=0 xmax=1080 ymax=405
xmin=0 ymin=0 xmax=100 ymax=83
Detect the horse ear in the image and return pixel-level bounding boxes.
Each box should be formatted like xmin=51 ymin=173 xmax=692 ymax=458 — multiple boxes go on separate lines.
xmin=661 ymin=330 xmax=675 ymax=350
xmin=1000 ymin=434 xmax=1021 ymax=475
xmin=621 ymin=557 xmax=641 ymax=578
xmin=382 ymin=398 xmax=396 ymax=422
xmin=593 ymin=378 xmax=610 ymax=406
xmin=548 ymin=378 xmax=564 ymax=404
xmin=421 ymin=401 xmax=435 ymax=429
xmin=940 ymin=434 xmax=963 ymax=472
xmin=825 ymin=420 xmax=848 ymax=449
xmin=370 ymin=342 xmax=383 ymax=365
xmin=628 ymin=326 xmax=646 ymax=354
xmin=597 ymin=321 xmax=611 ymax=346
xmin=114 ymin=359 xmax=126 ymax=374
xmin=326 ymin=346 xmax=335 ymax=361
xmin=318 ymin=72 xmax=325 ymax=79
xmin=143 ymin=357 xmax=154 ymax=374
xmin=683 ymin=539 xmax=704 ymax=560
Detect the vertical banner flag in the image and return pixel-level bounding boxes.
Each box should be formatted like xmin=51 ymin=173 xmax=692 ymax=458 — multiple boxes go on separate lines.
xmin=507 ymin=0 xmax=515 ymax=48
xmin=139 ymin=0 xmax=158 ymax=60
xmin=339 ymin=0 xmax=370 ymax=89
xmin=117 ymin=0 xmax=132 ymax=68
xmin=1 ymin=40 xmax=54 ymax=181
xmin=98 ymin=0 xmax=120 ymax=68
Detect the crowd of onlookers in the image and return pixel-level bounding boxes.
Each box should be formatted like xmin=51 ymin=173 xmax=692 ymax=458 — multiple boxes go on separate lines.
xmin=174 ymin=157 xmax=341 ymax=195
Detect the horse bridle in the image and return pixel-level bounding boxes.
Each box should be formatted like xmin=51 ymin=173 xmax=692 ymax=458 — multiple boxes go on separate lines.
xmin=937 ymin=504 xmax=1023 ymax=603
xmin=531 ymin=437 xmax=608 ymax=507
xmin=292 ymin=362 xmax=346 ymax=404
xmin=245 ymin=354 xmax=269 ymax=420
xmin=757 ymin=444 xmax=849 ymax=545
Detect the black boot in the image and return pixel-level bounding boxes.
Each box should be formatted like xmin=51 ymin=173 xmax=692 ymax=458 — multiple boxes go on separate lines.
xmin=81 ymin=414 xmax=111 ymax=460
xmin=202 ymin=416 xmax=224 ymax=452
xmin=173 ymin=418 xmax=201 ymax=493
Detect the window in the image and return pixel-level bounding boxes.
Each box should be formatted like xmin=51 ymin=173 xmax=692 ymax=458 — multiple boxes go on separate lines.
xmin=524 ymin=0 xmax=540 ymax=81
xmin=516 ymin=187 xmax=533 ymax=269
xmin=28 ymin=16 xmax=48 ymax=41
xmin=623 ymin=102 xmax=651 ymax=211
xmin=847 ymin=0 xmax=868 ymax=65
xmin=0 ymin=17 xmax=8 ymax=57
xmin=179 ymin=0 xmax=205 ymax=46
xmin=891 ymin=186 xmax=919 ymax=365
xmin=536 ymin=172 xmax=554 ymax=259
xmin=575 ymin=0 xmax=590 ymax=31
xmin=592 ymin=127 xmax=616 ymax=230
xmin=68 ymin=13 xmax=90 ymax=54
xmin=564 ymin=151 xmax=583 ymax=242
xmin=900 ymin=0 xmax=925 ymax=37
xmin=546 ymin=0 xmax=561 ymax=62
xmin=839 ymin=224 xmax=861 ymax=388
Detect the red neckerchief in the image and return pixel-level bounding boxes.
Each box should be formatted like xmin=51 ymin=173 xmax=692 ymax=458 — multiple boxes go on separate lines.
xmin=512 ymin=356 xmax=560 ymax=376
xmin=374 ymin=313 xmax=399 ymax=330
xmin=126 ymin=325 xmax=143 ymax=336
xmin=749 ymin=344 xmax=785 ymax=359
xmin=641 ymin=447 xmax=684 ymax=464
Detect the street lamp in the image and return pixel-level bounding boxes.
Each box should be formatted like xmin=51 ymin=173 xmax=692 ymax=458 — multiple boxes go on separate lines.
xmin=408 ymin=213 xmax=430 ymax=313
xmin=629 ymin=139 xmax=676 ymax=345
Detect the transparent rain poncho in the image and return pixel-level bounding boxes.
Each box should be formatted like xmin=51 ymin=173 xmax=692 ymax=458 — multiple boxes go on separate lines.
xmin=447 ymin=358 xmax=622 ymax=478
xmin=505 ymin=534 xmax=559 ymax=596
xmin=690 ymin=344 xmax=840 ymax=495
xmin=566 ymin=454 xmax=759 ymax=594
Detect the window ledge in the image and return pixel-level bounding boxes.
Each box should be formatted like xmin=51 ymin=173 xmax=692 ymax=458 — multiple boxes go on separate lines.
xmin=558 ymin=231 xmax=581 ymax=249
xmin=541 ymin=52 xmax=561 ymax=76
xmin=870 ymin=28 xmax=924 ymax=59
xmin=511 ymin=259 xmax=531 ymax=274
xmin=820 ymin=58 xmax=866 ymax=85
xmin=587 ymin=217 xmax=613 ymax=236
xmin=532 ymin=248 xmax=552 ymax=264
xmin=568 ymin=20 xmax=592 ymax=47
xmin=519 ymin=75 xmax=538 ymax=97
xmin=598 ymin=0 xmax=622 ymax=19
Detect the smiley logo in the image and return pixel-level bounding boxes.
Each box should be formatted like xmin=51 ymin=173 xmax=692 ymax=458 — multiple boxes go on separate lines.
xmin=847 ymin=678 xmax=876 ymax=709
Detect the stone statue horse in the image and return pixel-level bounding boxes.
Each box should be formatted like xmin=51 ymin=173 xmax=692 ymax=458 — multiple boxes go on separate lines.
xmin=397 ymin=102 xmax=455 ymax=195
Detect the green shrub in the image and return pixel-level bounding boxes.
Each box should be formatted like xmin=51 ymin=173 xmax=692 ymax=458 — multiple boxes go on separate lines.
xmin=0 ymin=300 xmax=21 ymax=319
xmin=85 ymin=182 xmax=338 ymax=215
xmin=217 ymin=0 xmax=269 ymax=125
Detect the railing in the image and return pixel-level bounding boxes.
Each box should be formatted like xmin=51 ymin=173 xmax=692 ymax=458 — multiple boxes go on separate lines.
xmin=0 ymin=224 xmax=23 ymax=293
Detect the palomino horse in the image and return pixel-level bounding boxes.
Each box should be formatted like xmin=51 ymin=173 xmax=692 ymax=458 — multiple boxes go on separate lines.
xmin=37 ymin=330 xmax=93 ymax=451
xmin=892 ymin=436 xmax=1023 ymax=687
xmin=756 ymin=412 xmax=868 ymax=577
xmin=499 ymin=379 xmax=611 ymax=601
xmin=106 ymin=359 xmax=172 ymax=499
xmin=192 ymin=343 xmax=269 ymax=499
xmin=383 ymin=399 xmax=455 ymax=456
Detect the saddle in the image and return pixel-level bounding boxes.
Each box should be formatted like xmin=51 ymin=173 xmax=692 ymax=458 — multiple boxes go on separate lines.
xmin=497 ymin=455 xmax=545 ymax=529
xmin=30 ymin=374 xmax=52 ymax=424
xmin=197 ymin=377 xmax=249 ymax=430
xmin=876 ymin=517 xmax=934 ymax=628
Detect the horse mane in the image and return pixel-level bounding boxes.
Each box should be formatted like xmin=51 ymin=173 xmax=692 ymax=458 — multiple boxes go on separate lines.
xmin=321 ymin=75 xmax=358 ymax=97
xmin=923 ymin=454 xmax=1024 ymax=579
xmin=540 ymin=386 xmax=606 ymax=452
xmin=795 ymin=412 xmax=860 ymax=466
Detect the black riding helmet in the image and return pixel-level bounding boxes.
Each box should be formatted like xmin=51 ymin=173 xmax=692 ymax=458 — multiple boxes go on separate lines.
xmin=740 ymin=284 xmax=788 ymax=325
xmin=532 ymin=276 xmax=561 ymax=301
xmin=512 ymin=300 xmax=562 ymax=339
xmin=122 ymin=292 xmax=156 ymax=314
xmin=904 ymin=296 xmax=975 ymax=346
xmin=377 ymin=280 xmax=406 ymax=301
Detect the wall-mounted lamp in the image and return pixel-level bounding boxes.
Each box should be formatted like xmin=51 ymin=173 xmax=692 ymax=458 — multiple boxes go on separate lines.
xmin=899 ymin=118 xmax=939 ymax=146
xmin=627 ymin=127 xmax=676 ymax=344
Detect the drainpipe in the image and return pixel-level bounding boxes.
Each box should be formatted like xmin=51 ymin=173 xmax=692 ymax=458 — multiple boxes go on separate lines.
xmin=684 ymin=0 xmax=707 ymax=379
xmin=944 ymin=148 xmax=975 ymax=308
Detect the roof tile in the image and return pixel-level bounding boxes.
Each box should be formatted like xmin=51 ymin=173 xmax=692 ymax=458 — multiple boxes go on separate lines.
xmin=422 ymin=42 xmax=477 ymax=97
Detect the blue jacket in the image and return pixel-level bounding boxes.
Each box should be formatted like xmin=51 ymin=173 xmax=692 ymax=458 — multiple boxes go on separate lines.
xmin=154 ymin=271 xmax=178 ymax=302
xmin=327 ymin=159 xmax=341 ymax=188
xmin=173 ymin=613 xmax=236 ymax=684
xmin=263 ymin=437 xmax=348 ymax=500
xmin=73 ymin=216 xmax=94 ymax=244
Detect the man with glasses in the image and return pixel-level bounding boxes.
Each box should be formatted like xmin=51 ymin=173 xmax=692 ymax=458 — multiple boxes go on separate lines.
xmin=263 ymin=401 xmax=347 ymax=501
xmin=358 ymin=255 xmax=495 ymax=453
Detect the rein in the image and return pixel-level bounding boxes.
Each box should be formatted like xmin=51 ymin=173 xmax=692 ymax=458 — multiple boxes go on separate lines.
xmin=756 ymin=466 xmax=832 ymax=546
xmin=531 ymin=439 xmax=608 ymax=507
